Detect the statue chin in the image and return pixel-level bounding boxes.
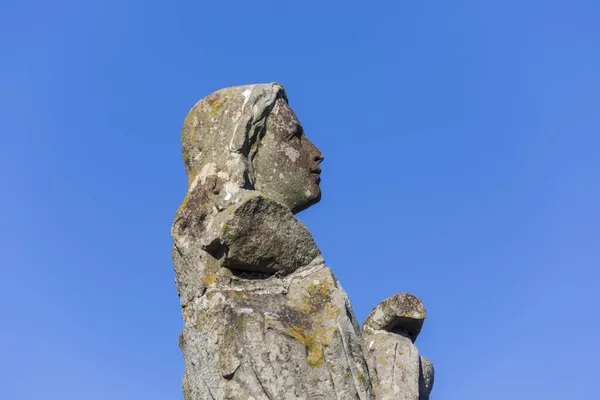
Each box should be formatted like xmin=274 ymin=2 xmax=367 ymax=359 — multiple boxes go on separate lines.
xmin=256 ymin=178 xmax=321 ymax=214
xmin=291 ymin=187 xmax=321 ymax=214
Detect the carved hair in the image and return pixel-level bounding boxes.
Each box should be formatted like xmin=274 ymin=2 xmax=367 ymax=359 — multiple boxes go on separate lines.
xmin=181 ymin=83 xmax=287 ymax=193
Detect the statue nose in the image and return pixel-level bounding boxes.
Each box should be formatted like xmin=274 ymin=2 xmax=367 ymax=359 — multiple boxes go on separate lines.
xmin=314 ymin=152 xmax=324 ymax=163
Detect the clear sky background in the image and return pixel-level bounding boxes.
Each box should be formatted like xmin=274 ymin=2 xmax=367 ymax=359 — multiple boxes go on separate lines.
xmin=2 ymin=1 xmax=599 ymax=399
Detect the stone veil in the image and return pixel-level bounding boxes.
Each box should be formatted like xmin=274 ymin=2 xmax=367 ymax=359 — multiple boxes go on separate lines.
xmin=172 ymin=83 xmax=433 ymax=399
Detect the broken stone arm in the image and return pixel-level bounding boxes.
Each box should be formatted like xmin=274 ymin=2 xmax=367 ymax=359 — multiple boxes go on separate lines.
xmin=362 ymin=293 xmax=434 ymax=400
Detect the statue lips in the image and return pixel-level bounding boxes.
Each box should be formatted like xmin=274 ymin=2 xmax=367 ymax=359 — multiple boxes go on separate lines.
xmin=311 ymin=167 xmax=322 ymax=184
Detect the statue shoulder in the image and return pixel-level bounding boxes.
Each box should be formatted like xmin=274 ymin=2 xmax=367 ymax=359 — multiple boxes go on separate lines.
xmin=202 ymin=194 xmax=321 ymax=275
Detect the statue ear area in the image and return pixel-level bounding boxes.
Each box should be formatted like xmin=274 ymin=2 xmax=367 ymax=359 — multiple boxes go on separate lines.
xmin=202 ymin=195 xmax=321 ymax=276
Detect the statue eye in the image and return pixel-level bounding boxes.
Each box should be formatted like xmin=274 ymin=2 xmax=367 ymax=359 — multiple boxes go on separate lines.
xmin=290 ymin=126 xmax=303 ymax=142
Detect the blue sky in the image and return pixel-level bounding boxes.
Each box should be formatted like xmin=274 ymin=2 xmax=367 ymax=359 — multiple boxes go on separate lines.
xmin=1 ymin=1 xmax=599 ymax=399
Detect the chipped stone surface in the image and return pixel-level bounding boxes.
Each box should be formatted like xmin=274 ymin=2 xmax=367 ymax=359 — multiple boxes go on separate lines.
xmin=173 ymin=83 xmax=434 ymax=399
xmin=202 ymin=195 xmax=321 ymax=275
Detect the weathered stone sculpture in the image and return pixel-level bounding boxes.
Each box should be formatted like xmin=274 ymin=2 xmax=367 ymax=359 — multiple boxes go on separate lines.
xmin=362 ymin=294 xmax=434 ymax=400
xmin=172 ymin=83 xmax=434 ymax=399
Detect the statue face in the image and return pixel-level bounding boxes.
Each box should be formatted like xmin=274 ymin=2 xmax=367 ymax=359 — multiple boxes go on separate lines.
xmin=252 ymin=98 xmax=324 ymax=213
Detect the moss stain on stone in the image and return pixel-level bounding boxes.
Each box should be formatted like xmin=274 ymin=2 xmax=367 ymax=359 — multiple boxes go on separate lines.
xmin=286 ymin=278 xmax=339 ymax=368
xmin=201 ymin=273 xmax=218 ymax=286
xmin=176 ymin=194 xmax=190 ymax=216
xmin=208 ymin=96 xmax=224 ymax=116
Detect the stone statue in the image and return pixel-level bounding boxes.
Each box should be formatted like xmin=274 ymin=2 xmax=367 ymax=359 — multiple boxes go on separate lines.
xmin=172 ymin=83 xmax=434 ymax=399
xmin=362 ymin=294 xmax=434 ymax=400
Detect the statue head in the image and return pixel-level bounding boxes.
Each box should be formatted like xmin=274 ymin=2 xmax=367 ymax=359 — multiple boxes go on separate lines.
xmin=181 ymin=83 xmax=323 ymax=213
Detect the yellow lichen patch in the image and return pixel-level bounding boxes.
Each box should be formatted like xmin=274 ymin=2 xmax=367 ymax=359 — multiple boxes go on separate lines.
xmin=243 ymin=193 xmax=259 ymax=202
xmin=289 ymin=325 xmax=328 ymax=368
xmin=187 ymin=168 xmax=197 ymax=189
xmin=287 ymin=278 xmax=340 ymax=368
xmin=306 ymin=280 xmax=332 ymax=301
xmin=209 ymin=98 xmax=223 ymax=116
xmin=176 ymin=194 xmax=190 ymax=216
xmin=201 ymin=273 xmax=218 ymax=286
